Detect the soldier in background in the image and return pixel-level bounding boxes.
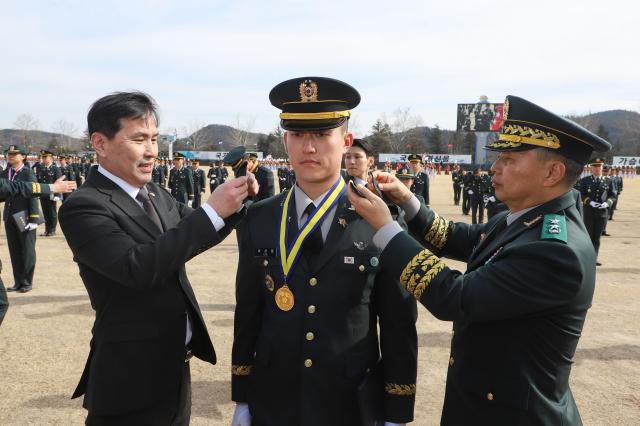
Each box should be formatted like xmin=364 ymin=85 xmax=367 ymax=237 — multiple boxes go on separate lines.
xmin=469 ymin=167 xmax=489 ymax=224
xmin=277 ymin=160 xmax=290 ymax=193
xmin=408 ymin=154 xmax=430 ymax=205
xmin=451 ymin=164 xmax=462 ymax=205
xmin=151 ymin=158 xmax=165 ymax=186
xmin=578 ymin=158 xmax=617 ymax=265
xmin=168 ymin=152 xmax=194 ymax=204
xmin=484 ymin=171 xmax=508 ymax=219
xmin=191 ymin=160 xmax=206 ymax=208
xmin=58 ymin=155 xmax=76 ymax=202
xmin=396 ymin=167 xmax=424 ymax=204
xmin=207 ymin=160 xmax=222 ymax=193
xmin=610 ymin=167 xmax=623 ymax=220
xmin=245 ymin=153 xmax=275 ymax=202
xmin=36 ymin=150 xmax=62 ymax=236
xmin=4 ymin=145 xmax=41 ymax=293
xmin=461 ymin=169 xmax=473 ymax=215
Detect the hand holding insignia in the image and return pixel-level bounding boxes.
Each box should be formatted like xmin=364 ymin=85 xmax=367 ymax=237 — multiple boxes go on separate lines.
xmin=368 ymin=171 xmax=413 ymax=205
xmin=346 ymin=181 xmax=393 ymax=231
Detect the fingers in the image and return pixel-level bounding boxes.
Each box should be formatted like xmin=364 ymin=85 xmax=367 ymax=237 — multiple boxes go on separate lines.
xmin=55 ymin=175 xmax=67 ymax=182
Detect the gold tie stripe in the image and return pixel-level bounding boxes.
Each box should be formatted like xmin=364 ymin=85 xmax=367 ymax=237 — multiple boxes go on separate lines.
xmin=385 ymin=383 xmax=417 ymax=396
xmin=424 ymin=212 xmax=451 ymax=250
xmin=399 ymin=249 xmax=446 ymax=300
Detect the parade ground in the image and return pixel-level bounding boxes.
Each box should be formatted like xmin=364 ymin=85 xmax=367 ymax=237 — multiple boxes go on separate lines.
xmin=1 ymin=169 xmax=638 ymax=426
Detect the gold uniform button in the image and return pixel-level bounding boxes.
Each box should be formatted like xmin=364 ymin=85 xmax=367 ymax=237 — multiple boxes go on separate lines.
xmin=304 ymin=359 xmax=313 ymax=368
xmin=309 ymin=277 xmax=318 ymax=286
xmin=358 ymin=265 xmax=365 ymax=272
xmin=307 ymin=305 xmax=316 ymax=314
xmin=306 ymin=332 xmax=314 ymax=341
xmin=449 ymin=356 xmax=454 ymax=366
xmin=487 ymin=392 xmax=494 ymax=401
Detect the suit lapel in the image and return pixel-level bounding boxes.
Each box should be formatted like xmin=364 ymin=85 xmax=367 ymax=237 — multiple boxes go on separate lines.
xmin=146 ymin=185 xmax=168 ymax=232
xmin=90 ymin=172 xmax=161 ymax=239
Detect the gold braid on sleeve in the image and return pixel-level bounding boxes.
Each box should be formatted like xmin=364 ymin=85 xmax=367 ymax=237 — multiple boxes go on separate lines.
xmin=385 ymin=383 xmax=417 ymax=396
xmin=399 ymin=249 xmax=446 ymax=300
xmin=424 ymin=212 xmax=451 ymax=250
xmin=231 ymin=365 xmax=252 ymax=376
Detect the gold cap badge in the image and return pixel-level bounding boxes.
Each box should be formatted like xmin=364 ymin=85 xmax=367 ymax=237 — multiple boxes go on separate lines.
xmin=299 ymin=80 xmax=318 ymax=102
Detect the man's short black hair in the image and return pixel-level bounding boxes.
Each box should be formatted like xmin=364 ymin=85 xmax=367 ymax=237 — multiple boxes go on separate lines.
xmin=87 ymin=91 xmax=159 ymax=139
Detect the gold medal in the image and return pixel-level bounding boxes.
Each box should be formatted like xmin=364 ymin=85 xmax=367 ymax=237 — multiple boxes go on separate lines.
xmin=275 ymin=284 xmax=295 ymax=311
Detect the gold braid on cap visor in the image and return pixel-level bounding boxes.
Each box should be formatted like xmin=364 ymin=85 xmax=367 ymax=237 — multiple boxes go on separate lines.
xmin=279 ymin=111 xmax=351 ymax=120
xmin=496 ymin=124 xmax=561 ymax=149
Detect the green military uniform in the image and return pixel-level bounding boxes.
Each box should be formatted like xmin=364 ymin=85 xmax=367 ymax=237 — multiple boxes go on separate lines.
xmin=451 ymin=168 xmax=462 ymax=205
xmin=232 ymin=77 xmax=417 ymax=425
xmin=168 ymin=154 xmax=194 ymax=204
xmin=59 ymin=156 xmax=76 ymax=202
xmin=578 ymin=158 xmax=616 ymax=256
xmin=250 ymin=162 xmax=275 ymax=202
xmin=373 ymin=95 xmax=610 ymax=425
xmin=36 ymin=151 xmax=62 ymax=236
xmin=3 ymin=145 xmax=42 ymax=293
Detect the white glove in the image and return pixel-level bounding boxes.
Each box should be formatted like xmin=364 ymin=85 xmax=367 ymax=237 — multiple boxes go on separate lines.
xmin=488 ymin=196 xmax=496 ymax=202
xmin=459 ymin=183 xmax=464 ymax=187
xmin=231 ymin=403 xmax=251 ymax=426
xmin=187 ymin=200 xmax=193 ymax=208
xmin=25 ymin=223 xmax=38 ymax=231
xmin=589 ymin=201 xmax=601 ymax=208
xmin=599 ymin=201 xmax=609 ymax=209
xmin=467 ymin=190 xmax=474 ymax=194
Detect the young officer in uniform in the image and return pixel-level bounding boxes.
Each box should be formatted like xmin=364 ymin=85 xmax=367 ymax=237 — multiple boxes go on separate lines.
xmin=231 ymin=77 xmax=417 ymax=426
xmin=245 ymin=153 xmax=275 ymax=201
xmin=349 ymin=95 xmax=609 ymax=426
xmin=450 ymin=164 xmax=462 ymax=205
xmin=58 ymin=155 xmax=76 ymax=202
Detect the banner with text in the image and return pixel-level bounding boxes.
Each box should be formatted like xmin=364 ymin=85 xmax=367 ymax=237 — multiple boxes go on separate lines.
xmin=378 ymin=154 xmax=472 ymax=164
xmin=612 ymin=156 xmax=640 ymax=166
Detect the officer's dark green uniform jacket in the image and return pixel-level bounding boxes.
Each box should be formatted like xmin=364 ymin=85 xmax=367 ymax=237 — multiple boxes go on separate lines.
xmin=0 ymin=179 xmax=53 ymax=199
xmin=381 ymin=190 xmax=594 ymax=425
xmin=168 ymin=166 xmax=194 ymax=203
xmin=232 ymin=190 xmax=418 ymax=426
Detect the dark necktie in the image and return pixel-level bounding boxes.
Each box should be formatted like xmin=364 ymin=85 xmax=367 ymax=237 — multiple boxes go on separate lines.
xmin=136 ymin=186 xmax=163 ymax=232
xmin=303 ymin=202 xmax=324 ymax=266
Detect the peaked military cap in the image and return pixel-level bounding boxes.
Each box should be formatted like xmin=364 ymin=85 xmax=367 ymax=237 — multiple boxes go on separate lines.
xmin=407 ymin=154 xmax=423 ymax=163
xmin=248 ymin=152 xmax=258 ymax=160
xmin=7 ymin=145 xmax=28 ymax=155
xmin=396 ymin=168 xmax=416 ymax=180
xmin=486 ymin=95 xmax=611 ymax=164
xmin=269 ymin=76 xmax=360 ymax=131
xmin=173 ymin=152 xmax=186 ymax=160
xmin=589 ymin=157 xmax=605 ymax=166
xmin=351 ymin=138 xmax=374 ymax=156
xmin=223 ymin=146 xmax=247 ymax=170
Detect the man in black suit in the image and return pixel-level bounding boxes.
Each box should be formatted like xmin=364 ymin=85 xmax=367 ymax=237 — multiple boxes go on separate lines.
xmin=350 ymin=95 xmax=610 ymax=425
xmin=3 ymin=144 xmax=41 ymax=293
xmin=59 ymin=91 xmax=256 ymax=425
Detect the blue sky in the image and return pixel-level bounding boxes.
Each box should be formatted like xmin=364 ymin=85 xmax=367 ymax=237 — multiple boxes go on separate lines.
xmin=1 ymin=0 xmax=638 ymax=138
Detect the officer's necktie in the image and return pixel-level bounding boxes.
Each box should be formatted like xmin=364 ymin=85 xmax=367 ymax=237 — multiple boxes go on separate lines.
xmin=303 ymin=202 xmax=324 ymax=266
xmin=136 ymin=186 xmax=163 ymax=232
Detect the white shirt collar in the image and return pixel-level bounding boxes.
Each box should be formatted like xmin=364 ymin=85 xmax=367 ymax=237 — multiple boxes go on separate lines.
xmin=294 ymin=184 xmax=332 ymax=222
xmin=97 ymin=165 xmax=141 ymax=202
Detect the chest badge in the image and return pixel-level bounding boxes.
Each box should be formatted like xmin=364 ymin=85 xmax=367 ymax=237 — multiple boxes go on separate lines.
xmin=265 ymin=274 xmax=275 ymax=292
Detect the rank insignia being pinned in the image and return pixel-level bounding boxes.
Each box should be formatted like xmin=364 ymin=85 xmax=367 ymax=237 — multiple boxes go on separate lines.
xmin=541 ymin=214 xmax=567 ymax=243
xmin=338 ymin=217 xmax=347 ymax=228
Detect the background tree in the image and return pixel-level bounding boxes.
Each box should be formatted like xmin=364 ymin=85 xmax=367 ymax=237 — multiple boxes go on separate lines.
xmin=13 ymin=113 xmax=40 ymax=152
xmin=181 ymin=121 xmax=208 ymax=151
xmin=367 ymin=118 xmax=393 ymax=154
xmin=51 ymin=119 xmax=79 ymax=151
xmin=429 ymin=125 xmax=444 ymax=153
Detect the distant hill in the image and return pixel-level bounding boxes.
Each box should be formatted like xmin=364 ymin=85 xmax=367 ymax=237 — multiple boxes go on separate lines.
xmin=567 ymin=110 xmax=640 ymax=156
xmin=0 ymin=129 xmax=85 ymax=153
xmin=173 ymin=124 xmax=267 ymax=151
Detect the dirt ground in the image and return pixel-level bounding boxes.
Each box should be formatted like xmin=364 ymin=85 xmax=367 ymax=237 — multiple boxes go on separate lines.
xmin=0 ymin=168 xmax=638 ymax=426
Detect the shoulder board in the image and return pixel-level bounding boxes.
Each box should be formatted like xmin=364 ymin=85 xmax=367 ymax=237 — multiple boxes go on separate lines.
xmin=540 ymin=214 xmax=567 ymax=243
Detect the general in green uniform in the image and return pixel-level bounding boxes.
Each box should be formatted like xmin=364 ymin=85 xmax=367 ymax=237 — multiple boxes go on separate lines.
xmin=231 ymin=77 xmax=418 ymax=426
xmin=349 ymin=95 xmax=610 ymax=425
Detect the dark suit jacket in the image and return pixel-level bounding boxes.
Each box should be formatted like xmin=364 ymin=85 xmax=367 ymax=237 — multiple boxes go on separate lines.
xmin=382 ymin=190 xmax=595 ymax=425
xmin=232 ymin=191 xmax=418 ymax=425
xmin=59 ymin=170 xmax=238 ymax=416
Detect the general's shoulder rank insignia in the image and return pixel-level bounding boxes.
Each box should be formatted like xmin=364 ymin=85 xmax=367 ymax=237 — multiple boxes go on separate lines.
xmin=540 ymin=214 xmax=567 ymax=243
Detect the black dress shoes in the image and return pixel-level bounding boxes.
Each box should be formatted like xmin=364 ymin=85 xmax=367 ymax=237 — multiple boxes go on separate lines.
xmin=6 ymin=285 xmax=22 ymax=292
xmin=19 ymin=285 xmax=32 ymax=293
